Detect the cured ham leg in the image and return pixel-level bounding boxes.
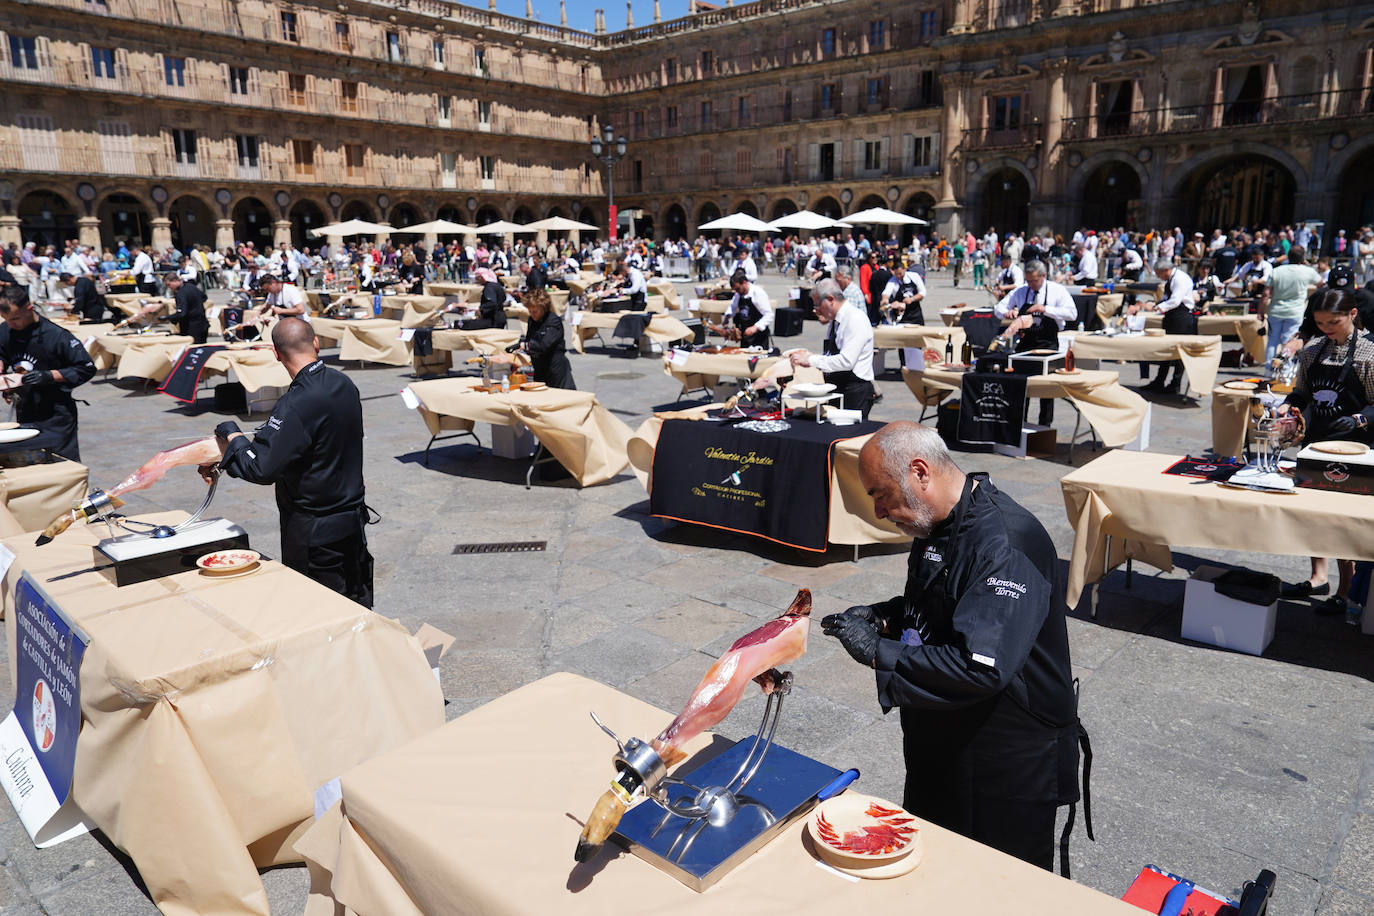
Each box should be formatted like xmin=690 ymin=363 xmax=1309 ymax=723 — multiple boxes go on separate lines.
xmin=575 ymin=589 xmax=812 ymax=862
xmin=35 ymin=437 xmax=225 ymax=545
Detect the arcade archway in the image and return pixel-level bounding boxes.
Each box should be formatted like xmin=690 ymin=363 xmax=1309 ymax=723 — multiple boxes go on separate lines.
xmin=16 ymin=190 xmax=76 ymax=249
xmin=389 ymin=201 xmax=422 ymax=230
xmin=1336 ymin=145 xmax=1374 ymax=233
xmin=232 ymin=196 xmax=273 ymax=248
xmin=976 ymin=169 xmax=1030 ymax=234
xmin=812 ymin=196 xmax=842 ymax=220
xmin=289 ymin=200 xmax=326 ymax=249
xmin=1080 ymin=161 xmax=1142 ymax=230
xmin=1177 ymin=154 xmax=1295 ymax=231
xmin=697 ymin=202 xmax=722 ymax=235
xmin=99 ymin=192 xmax=151 ymax=249
xmin=769 ymin=198 xmax=797 ymax=221
xmin=663 ymin=204 xmax=687 ymax=240
xmin=340 ymin=200 xmax=375 ymax=223
xmin=169 ymin=195 xmax=215 ymax=251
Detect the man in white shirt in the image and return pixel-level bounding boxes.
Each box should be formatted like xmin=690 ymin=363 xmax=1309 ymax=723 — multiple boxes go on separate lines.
xmin=736 ymin=247 xmax=759 ymax=283
xmin=880 ymin=261 xmax=927 ymax=324
xmin=992 ymin=253 xmax=1024 ymax=298
xmin=994 ymin=260 xmax=1079 ymax=425
xmin=789 ymin=278 xmax=875 ymax=418
xmin=718 ymin=270 xmax=774 ymax=349
xmin=1228 ymin=247 xmax=1272 ymax=296
xmin=1140 ymin=258 xmax=1196 ymax=394
xmin=1071 ymin=243 xmax=1098 ymax=286
xmin=614 ymin=262 xmax=648 ymax=309
xmin=130 ymin=246 xmax=157 ymax=295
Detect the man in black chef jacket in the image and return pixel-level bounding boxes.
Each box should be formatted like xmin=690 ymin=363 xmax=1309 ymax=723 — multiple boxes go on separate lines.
xmin=163 ymin=273 xmax=210 ymax=344
xmin=0 ymin=286 xmax=97 ymax=461
xmin=823 ymin=421 xmax=1085 ymax=871
xmin=207 ymin=318 xmax=374 ymax=607
xmin=61 ymin=272 xmax=115 ymax=322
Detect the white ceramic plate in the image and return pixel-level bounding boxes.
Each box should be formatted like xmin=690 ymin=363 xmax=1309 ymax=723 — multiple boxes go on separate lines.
xmin=0 ymin=428 xmax=40 ymax=444
xmin=789 ymin=382 xmax=837 ymax=398
xmin=196 ymin=549 xmax=261 ymax=574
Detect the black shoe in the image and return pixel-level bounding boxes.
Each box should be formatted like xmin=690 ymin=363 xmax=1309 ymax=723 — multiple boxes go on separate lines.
xmin=1315 ymin=595 xmax=1347 ymax=616
xmin=1281 ymin=580 xmax=1330 ymax=598
xmin=1143 ymin=377 xmax=1168 ymax=391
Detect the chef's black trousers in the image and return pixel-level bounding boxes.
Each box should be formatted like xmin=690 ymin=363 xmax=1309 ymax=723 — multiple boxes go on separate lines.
xmin=904 ymin=771 xmax=1057 ymax=871
xmin=281 ymin=526 xmax=375 ymax=609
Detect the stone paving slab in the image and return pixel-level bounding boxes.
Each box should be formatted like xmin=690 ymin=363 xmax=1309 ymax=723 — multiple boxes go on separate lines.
xmin=0 ymin=271 xmax=1369 ymax=915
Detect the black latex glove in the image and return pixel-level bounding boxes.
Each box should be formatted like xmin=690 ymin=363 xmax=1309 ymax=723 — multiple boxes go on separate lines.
xmin=1326 ymin=415 xmax=1359 ymax=435
xmin=214 ymin=420 xmax=242 ymax=440
xmin=842 ymin=604 xmax=886 ymax=629
xmin=821 ymin=612 xmax=881 ymax=668
xmin=21 ymin=370 xmax=53 ymax=388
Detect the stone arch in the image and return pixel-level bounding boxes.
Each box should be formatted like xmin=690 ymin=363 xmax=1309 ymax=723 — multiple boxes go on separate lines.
xmin=1065 ymin=151 xmax=1148 ymax=204
xmin=856 ymin=193 xmax=886 ymax=211
xmin=768 ymin=198 xmax=798 ymax=220
xmin=697 ymin=201 xmax=722 ymax=232
xmin=1065 ymin=153 xmax=1147 ymax=231
xmin=16 ymin=189 xmax=77 ymax=250
xmin=1167 ymin=148 xmax=1298 ymax=231
xmin=812 ymin=196 xmax=842 ymax=219
xmin=388 ymin=201 xmax=423 ymax=229
xmin=963 ymin=159 xmax=1037 ymax=234
xmin=663 ymin=203 xmax=687 ymax=240
xmin=98 ymin=191 xmax=153 ymax=250
xmin=544 ymin=205 xmax=567 ymax=220
xmin=733 ymin=200 xmax=760 ymax=218
xmin=511 ymin=205 xmax=536 ymax=225
xmin=1162 ymin=142 xmax=1306 ymax=201
xmin=474 ymin=204 xmax=503 ymax=226
xmin=232 ymin=196 xmax=273 ymax=248
xmin=169 ymin=194 xmax=215 ymax=251
xmin=339 ymin=200 xmax=375 ymax=222
xmin=436 ymin=203 xmax=467 ymax=225
xmin=901 ymin=192 xmax=937 ymax=244
xmin=1334 ymin=140 xmax=1374 ymax=234
xmin=289 ymin=199 xmax=326 ymax=249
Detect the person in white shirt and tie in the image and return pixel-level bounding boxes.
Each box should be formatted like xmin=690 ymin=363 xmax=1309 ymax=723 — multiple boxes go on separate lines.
xmin=994 ymin=260 xmax=1078 ymax=426
xmin=1136 ymin=258 xmax=1195 ymax=394
xmin=789 ymin=278 xmax=876 ymax=419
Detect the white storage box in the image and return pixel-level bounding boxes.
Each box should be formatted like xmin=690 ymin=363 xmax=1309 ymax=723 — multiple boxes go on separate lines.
xmin=993 ymin=424 xmax=1056 ymax=459
xmin=1182 ymin=565 xmax=1277 ymax=656
xmin=489 ymin=422 xmax=537 ymax=459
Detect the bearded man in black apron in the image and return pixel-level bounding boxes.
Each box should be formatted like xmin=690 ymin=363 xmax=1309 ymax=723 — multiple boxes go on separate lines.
xmin=788 ymin=278 xmax=875 ymax=418
xmin=1278 ymin=288 xmax=1374 ymax=613
xmin=993 ymin=260 xmax=1080 ymax=425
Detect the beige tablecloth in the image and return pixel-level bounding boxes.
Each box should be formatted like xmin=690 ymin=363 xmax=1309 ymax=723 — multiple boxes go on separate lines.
xmin=405 ymin=378 xmax=632 ymax=486
xmin=1210 ymin=385 xmax=1263 ymax=458
xmin=313 ymin=318 xmax=411 ymax=367
xmin=105 ymin=294 xmax=173 ymax=319
xmin=1136 ymin=314 xmax=1264 ymax=363
xmin=648 ymin=278 xmax=682 ymax=308
xmin=628 ymin=410 xmax=907 ymax=548
xmin=0 ymin=459 xmax=88 ymax=532
xmin=424 ymin=281 xmax=482 ymax=301
xmin=201 ymin=345 xmax=293 ymax=394
xmin=296 ymin=673 xmax=1138 ymax=916
xmin=88 ymin=334 xmax=195 ymax=380
xmin=1060 ymin=450 xmax=1374 ymax=605
xmin=662 ymin=351 xmax=787 ymax=393
xmin=1 ymin=512 xmax=444 ymax=916
xmin=688 ymin=297 xmax=731 ymax=322
xmin=903 ymin=367 xmax=1149 ymax=448
xmin=573 ymin=312 xmax=694 ymax=353
xmin=1071 ymin=333 xmax=1223 ymax=395
xmin=873 ymin=324 xmax=966 ymax=353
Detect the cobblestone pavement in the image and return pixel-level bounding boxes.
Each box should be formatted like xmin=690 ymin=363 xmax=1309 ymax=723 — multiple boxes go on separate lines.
xmin=0 ymin=268 xmax=1370 ymax=914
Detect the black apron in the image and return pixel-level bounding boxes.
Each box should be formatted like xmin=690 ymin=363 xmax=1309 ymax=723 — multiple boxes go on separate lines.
xmin=280 ymin=504 xmax=375 ymax=609
xmin=734 ymin=292 xmax=771 ymax=350
xmin=895 ymin=277 xmax=925 ymax=325
xmin=1013 ymin=289 xmax=1060 ymax=353
xmin=1304 ymin=336 xmax=1371 ymax=443
xmin=821 ymin=323 xmax=872 ymax=419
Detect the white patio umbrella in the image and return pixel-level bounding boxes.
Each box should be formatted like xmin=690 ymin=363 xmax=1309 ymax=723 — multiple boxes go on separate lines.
xmin=698 ymin=212 xmax=775 ymax=234
xmin=476 ymin=220 xmax=531 ymax=235
xmin=769 ymin=210 xmax=850 ymax=231
xmin=391 ymin=219 xmax=478 ymax=234
xmin=840 ymin=207 xmax=929 ymax=226
xmin=524 ymin=216 xmax=599 ymax=233
xmin=309 ymin=219 xmax=389 ymax=237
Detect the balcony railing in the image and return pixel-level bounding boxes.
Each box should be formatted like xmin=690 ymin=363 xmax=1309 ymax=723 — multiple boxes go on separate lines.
xmin=960 ymin=122 xmax=1042 ymax=151
xmin=1061 ymin=87 xmax=1373 ymax=141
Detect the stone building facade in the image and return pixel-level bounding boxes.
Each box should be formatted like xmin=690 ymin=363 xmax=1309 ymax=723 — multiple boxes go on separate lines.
xmin=2 ymin=0 xmax=1373 ymax=252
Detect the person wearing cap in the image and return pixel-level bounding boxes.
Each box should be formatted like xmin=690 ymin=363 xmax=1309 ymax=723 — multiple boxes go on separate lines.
xmin=1182 ymin=232 xmax=1207 ymax=265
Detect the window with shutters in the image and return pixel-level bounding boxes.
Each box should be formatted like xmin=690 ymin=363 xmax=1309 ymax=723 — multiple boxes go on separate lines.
xmin=335 ymin=21 xmax=351 ymax=51
xmin=919 ymin=10 xmax=939 ymax=40
xmin=478 ymin=100 xmax=491 ymax=130
xmin=345 ymin=144 xmax=364 ymax=177
xmin=666 ymin=155 xmax=678 ymax=179
xmin=866 ymin=77 xmax=885 ymax=108
xmin=664 ymin=58 xmax=677 ymax=83
xmin=820 ymin=83 xmax=836 ymax=112
xmin=90 ymin=46 xmax=116 ymax=80
xmin=98 ymin=120 xmax=133 ymax=173
xmin=632 ymin=160 xmax=643 ymax=192
xmin=172 ymin=128 xmax=196 ymax=164
xmin=17 ymin=114 xmax=55 ymax=170
xmin=666 ymin=105 xmax=678 ymax=129
xmin=698 ymin=151 xmax=713 ymax=180
xmin=699 ymin=50 xmax=714 ymax=76
xmin=164 ymin=55 xmax=186 ymax=87
xmin=474 ymin=47 xmax=488 ymax=75
xmin=735 ymin=149 xmax=751 ymax=182
xmin=818 ymin=142 xmax=835 ymax=181
xmin=235 ymin=134 xmax=259 ymax=168
xmin=737 ymin=95 xmax=749 ymax=126
xmin=633 ymin=110 xmax=644 ymax=136
xmin=821 ymin=28 xmax=836 ymax=57
xmin=868 ymin=20 xmax=886 ymax=50
xmin=864 ymin=141 xmax=881 ymax=171
xmin=915 ymin=69 xmax=939 ymax=108
xmin=700 ymin=100 xmax=712 ymax=126
xmin=280 ymin=11 xmax=298 ymax=42
xmin=86 ymin=0 xmax=108 ymax=7
xmin=912 ymin=135 xmax=933 ymax=168
xmin=228 ymin=66 xmax=250 ymax=96
xmin=386 ymin=31 xmax=402 ymax=63
xmin=293 ymin=138 xmax=314 ymax=176
xmin=437 ymin=95 xmax=451 ymax=125
xmin=340 ymin=80 xmax=358 ymax=112
xmin=288 ymin=73 xmax=307 ymax=106
xmin=480 ymin=155 xmax=495 ymax=181
xmin=432 ymin=39 xmax=445 ymax=65
xmin=8 ymin=36 xmax=38 ymax=69
xmin=992 ymin=94 xmax=1022 ymax=130
xmin=440 ymin=152 xmax=456 ymax=188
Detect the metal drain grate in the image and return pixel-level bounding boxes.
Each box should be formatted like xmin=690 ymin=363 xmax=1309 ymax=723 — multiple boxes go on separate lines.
xmin=452 ymin=540 xmax=547 ymax=555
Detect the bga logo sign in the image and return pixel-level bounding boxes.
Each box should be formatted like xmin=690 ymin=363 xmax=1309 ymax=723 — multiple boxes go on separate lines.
xmin=31 ymin=679 xmax=56 ymax=753
xmin=1324 ymin=463 xmax=1350 ymax=484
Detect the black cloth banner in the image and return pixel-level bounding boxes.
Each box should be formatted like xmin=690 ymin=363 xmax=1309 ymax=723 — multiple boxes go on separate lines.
xmin=158 ymin=345 xmax=227 ymax=403
xmin=957 ymin=372 xmax=1027 ymax=446
xmin=650 ymin=417 xmax=883 ymax=551
xmin=412 ymin=327 xmax=434 ymax=357
xmin=611 ymin=313 xmax=652 ymax=340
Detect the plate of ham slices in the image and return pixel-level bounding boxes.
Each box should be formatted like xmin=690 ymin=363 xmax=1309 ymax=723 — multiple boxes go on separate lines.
xmin=808 ymin=793 xmax=924 ymax=873
xmin=196 ymin=549 xmax=261 ymax=576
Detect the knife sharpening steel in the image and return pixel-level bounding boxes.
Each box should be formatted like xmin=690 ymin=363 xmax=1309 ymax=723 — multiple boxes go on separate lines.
xmin=591 ymin=673 xmax=842 ymax=892
xmin=83 ymin=470 xmax=250 ymax=586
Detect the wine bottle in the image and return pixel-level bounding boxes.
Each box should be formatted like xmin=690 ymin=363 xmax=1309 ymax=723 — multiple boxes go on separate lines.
xmin=1065 ymin=337 xmax=1076 ymax=372
xmin=961 ymin=339 xmax=973 ymax=365
xmin=944 ymin=339 xmax=954 ymax=364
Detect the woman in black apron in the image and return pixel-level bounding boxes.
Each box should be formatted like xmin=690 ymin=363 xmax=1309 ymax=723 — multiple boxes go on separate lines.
xmin=519 ymin=288 xmax=575 ymax=390
xmin=1279 ymin=289 xmax=1373 ymax=612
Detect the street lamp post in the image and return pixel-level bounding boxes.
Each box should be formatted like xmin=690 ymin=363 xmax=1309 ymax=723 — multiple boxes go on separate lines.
xmin=589 ymin=123 xmax=627 ymax=243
